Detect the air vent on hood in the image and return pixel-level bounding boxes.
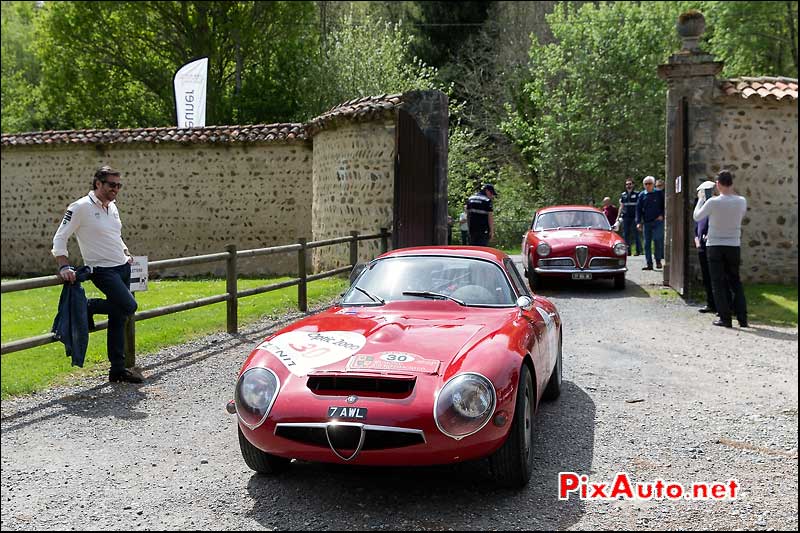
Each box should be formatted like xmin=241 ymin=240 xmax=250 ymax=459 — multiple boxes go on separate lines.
xmin=306 ymin=374 xmax=416 ymax=398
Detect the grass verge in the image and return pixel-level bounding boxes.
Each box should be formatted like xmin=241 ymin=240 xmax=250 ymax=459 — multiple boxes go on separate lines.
xmin=1 ymin=276 xmax=348 ymax=399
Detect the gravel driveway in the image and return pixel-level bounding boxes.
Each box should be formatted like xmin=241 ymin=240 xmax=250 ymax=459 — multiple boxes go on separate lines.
xmin=2 ymin=254 xmax=797 ymax=531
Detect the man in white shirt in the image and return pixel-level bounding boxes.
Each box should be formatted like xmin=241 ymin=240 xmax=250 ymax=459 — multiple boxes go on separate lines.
xmin=692 ymin=170 xmax=748 ymax=328
xmin=52 ymin=166 xmax=143 ymax=383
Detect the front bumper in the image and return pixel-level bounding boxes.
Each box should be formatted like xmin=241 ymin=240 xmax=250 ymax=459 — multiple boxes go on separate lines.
xmin=534 ymin=267 xmax=627 ymax=275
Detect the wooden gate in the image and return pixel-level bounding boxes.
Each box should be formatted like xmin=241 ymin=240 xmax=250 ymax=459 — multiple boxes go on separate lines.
xmin=667 ymin=98 xmax=688 ymax=295
xmin=393 ymin=108 xmax=438 ymax=248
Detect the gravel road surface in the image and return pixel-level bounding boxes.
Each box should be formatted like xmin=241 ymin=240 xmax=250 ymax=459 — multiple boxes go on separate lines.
xmin=2 ymin=254 xmax=797 ymax=530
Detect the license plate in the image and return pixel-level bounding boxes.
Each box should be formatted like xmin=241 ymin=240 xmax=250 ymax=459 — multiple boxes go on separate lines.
xmin=328 ymin=406 xmax=367 ymax=420
xmin=572 ymin=272 xmax=592 ymax=280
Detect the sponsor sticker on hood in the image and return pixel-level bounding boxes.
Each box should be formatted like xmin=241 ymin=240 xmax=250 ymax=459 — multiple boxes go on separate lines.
xmin=257 ymin=331 xmax=367 ymax=376
xmin=346 ymin=352 xmax=440 ymax=374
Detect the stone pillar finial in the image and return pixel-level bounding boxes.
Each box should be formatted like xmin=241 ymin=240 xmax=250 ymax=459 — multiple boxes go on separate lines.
xmin=677 ymin=10 xmax=706 ymax=52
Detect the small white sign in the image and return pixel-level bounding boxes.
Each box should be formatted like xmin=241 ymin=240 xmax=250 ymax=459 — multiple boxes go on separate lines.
xmin=675 ymin=175 xmax=682 ymax=194
xmin=130 ymin=256 xmax=148 ymax=292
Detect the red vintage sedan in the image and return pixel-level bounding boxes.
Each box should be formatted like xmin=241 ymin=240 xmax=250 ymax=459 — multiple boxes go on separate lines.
xmin=228 ymin=246 xmax=562 ymax=487
xmin=521 ymin=205 xmax=628 ymax=290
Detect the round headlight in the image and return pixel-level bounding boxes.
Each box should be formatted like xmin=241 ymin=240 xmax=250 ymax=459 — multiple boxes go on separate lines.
xmin=536 ymin=242 xmax=551 ymax=257
xmin=434 ymin=373 xmax=496 ymax=440
xmin=235 ymin=367 xmax=280 ymax=429
xmin=613 ymin=242 xmax=627 ymax=256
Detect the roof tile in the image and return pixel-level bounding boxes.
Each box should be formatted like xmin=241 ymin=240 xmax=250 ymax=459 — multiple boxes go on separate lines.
xmin=719 ymin=77 xmax=798 ymax=101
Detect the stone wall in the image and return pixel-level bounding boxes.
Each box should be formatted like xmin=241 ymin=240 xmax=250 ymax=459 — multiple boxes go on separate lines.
xmin=709 ymin=97 xmax=798 ymax=283
xmin=0 ymin=141 xmax=312 ymax=276
xmin=311 ymin=120 xmax=396 ymax=271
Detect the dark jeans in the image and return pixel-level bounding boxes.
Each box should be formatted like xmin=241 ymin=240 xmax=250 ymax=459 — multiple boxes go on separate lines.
xmin=622 ymin=218 xmax=641 ymax=255
xmin=470 ymin=231 xmax=489 ymax=247
xmin=460 ymin=230 xmax=469 ymax=245
xmin=88 ymin=263 xmax=137 ymax=373
xmin=707 ymin=246 xmax=747 ymax=323
xmin=697 ymin=248 xmax=716 ymax=311
xmin=643 ymin=219 xmax=664 ymax=266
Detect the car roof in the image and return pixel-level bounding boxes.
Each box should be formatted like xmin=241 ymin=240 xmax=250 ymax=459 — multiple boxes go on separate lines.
xmin=377 ymin=246 xmax=508 ymax=264
xmin=537 ymin=205 xmax=604 ymax=215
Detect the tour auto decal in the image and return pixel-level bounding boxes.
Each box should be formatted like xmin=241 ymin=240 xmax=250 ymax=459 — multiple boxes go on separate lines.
xmin=256 ymin=331 xmax=367 ymax=377
xmin=346 ymin=352 xmax=440 ymax=374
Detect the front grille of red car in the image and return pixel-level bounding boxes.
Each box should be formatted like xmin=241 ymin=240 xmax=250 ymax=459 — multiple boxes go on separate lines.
xmin=589 ymin=257 xmax=624 ymax=269
xmin=538 ymin=257 xmax=575 ymax=269
xmin=306 ymin=375 xmax=416 ymax=398
xmin=275 ymin=424 xmax=425 ymax=450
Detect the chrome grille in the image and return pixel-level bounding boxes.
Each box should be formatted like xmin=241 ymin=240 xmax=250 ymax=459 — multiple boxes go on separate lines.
xmin=538 ymin=257 xmax=576 ymax=269
xmin=575 ymin=246 xmax=589 ymax=269
xmin=275 ymin=423 xmax=425 ymax=452
xmin=589 ymin=257 xmax=624 ymax=269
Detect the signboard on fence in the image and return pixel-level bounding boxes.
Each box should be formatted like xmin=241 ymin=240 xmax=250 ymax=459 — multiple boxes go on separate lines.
xmin=130 ymin=256 xmax=148 ymax=292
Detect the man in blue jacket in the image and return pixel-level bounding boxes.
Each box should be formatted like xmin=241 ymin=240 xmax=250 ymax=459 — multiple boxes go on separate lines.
xmin=636 ymin=175 xmax=665 ymax=270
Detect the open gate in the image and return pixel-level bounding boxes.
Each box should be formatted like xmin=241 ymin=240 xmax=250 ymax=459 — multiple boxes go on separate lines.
xmin=393 ymin=108 xmax=439 ymax=248
xmin=667 ymin=98 xmax=688 ymax=295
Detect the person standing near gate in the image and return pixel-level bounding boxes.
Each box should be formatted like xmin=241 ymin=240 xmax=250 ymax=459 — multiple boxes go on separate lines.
xmin=693 ymin=170 xmax=748 ymax=328
xmin=466 ymin=183 xmax=498 ymax=247
xmin=617 ymin=179 xmax=641 ymax=256
xmin=636 ymin=175 xmax=665 ymax=270
xmin=694 ymin=182 xmax=716 ymax=314
xmin=458 ymin=206 xmax=469 ymax=245
xmin=52 ymin=165 xmax=143 ymax=383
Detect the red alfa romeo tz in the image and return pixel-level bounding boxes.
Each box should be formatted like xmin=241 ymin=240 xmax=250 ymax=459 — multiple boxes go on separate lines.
xmin=521 ymin=205 xmax=628 ymax=290
xmin=228 ymin=246 xmax=562 ymax=487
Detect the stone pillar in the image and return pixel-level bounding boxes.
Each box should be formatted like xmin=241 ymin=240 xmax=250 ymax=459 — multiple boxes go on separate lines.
xmin=657 ymin=11 xmax=723 ymax=300
xmin=399 ymin=90 xmax=449 ymax=244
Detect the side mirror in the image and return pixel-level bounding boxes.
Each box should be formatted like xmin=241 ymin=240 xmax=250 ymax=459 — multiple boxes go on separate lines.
xmin=349 ymin=263 xmax=366 ymax=285
xmin=516 ymin=295 xmax=533 ymax=311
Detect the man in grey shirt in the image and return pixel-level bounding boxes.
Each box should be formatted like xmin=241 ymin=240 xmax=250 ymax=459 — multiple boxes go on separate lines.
xmin=693 ymin=170 xmax=748 ymax=328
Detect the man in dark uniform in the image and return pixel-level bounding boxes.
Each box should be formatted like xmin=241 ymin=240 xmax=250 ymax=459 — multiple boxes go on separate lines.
xmin=466 ymin=183 xmax=498 ymax=247
xmin=617 ymin=179 xmax=641 ymax=256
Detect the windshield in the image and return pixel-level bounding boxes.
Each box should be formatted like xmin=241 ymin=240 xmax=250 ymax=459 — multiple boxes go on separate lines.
xmin=342 ymin=256 xmax=516 ymax=307
xmin=534 ymin=210 xmax=610 ymax=231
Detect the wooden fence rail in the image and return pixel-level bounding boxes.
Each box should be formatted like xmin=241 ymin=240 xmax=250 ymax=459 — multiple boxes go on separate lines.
xmin=1 ymin=228 xmax=391 ymax=368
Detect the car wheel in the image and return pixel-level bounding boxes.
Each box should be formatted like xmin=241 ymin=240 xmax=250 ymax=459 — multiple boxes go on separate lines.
xmin=526 ymin=261 xmax=540 ymax=291
xmin=614 ymin=274 xmax=625 ymax=290
xmin=238 ymin=425 xmax=291 ymax=474
xmin=542 ymin=332 xmax=562 ymax=401
xmin=488 ymin=364 xmax=534 ymax=488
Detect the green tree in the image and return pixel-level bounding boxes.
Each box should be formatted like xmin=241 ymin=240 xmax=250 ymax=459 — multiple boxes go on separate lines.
xmin=304 ymin=11 xmax=440 ymax=117
xmin=1 ymin=1 xmax=44 ymax=132
xmin=28 ymin=1 xmax=318 ymax=131
xmin=502 ymin=2 xmax=684 ymax=205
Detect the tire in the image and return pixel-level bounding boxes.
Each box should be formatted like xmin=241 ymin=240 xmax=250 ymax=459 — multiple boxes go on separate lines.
xmin=488 ymin=364 xmax=534 ymax=488
xmin=614 ymin=274 xmax=626 ymax=290
xmin=526 ymin=259 xmax=540 ymax=291
xmin=542 ymin=332 xmax=562 ymax=401
xmin=238 ymin=425 xmax=291 ymax=474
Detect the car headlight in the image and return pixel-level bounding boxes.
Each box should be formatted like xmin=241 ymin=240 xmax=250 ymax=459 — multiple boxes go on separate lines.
xmin=613 ymin=242 xmax=627 ymax=256
xmin=434 ymin=373 xmax=496 ymax=440
xmin=235 ymin=367 xmax=280 ymax=429
xmin=536 ymin=242 xmax=551 ymax=257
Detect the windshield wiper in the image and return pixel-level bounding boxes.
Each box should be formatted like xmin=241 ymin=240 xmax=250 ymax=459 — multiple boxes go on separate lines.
xmin=402 ymin=291 xmax=465 ymax=306
xmin=354 ymin=286 xmax=385 ymax=304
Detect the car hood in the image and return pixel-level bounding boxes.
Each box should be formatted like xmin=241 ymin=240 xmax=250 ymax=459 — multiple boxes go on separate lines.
xmin=254 ymin=301 xmax=514 ymax=377
xmin=538 ymin=228 xmax=618 ymax=249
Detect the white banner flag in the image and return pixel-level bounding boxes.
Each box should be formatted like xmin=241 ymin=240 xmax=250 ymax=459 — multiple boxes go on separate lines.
xmin=173 ymin=57 xmax=208 ymax=128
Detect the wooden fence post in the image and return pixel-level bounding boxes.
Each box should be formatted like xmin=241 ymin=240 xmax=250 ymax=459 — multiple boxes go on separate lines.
xmin=124 ymin=293 xmax=136 ymax=368
xmin=380 ymin=227 xmax=389 ymax=254
xmin=350 ymin=231 xmax=360 ymax=268
xmin=226 ymin=244 xmax=238 ymax=334
xmin=298 ymin=238 xmax=307 ymax=312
